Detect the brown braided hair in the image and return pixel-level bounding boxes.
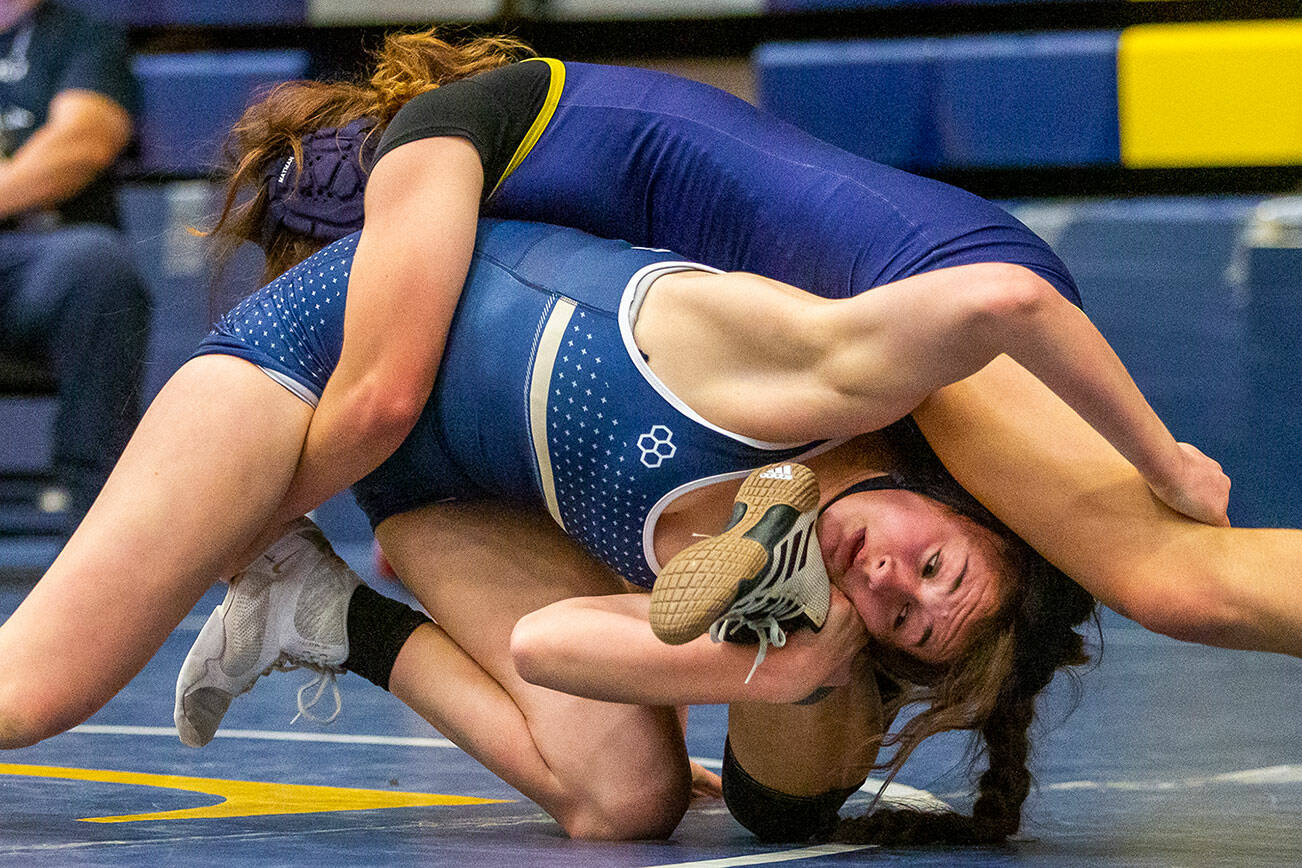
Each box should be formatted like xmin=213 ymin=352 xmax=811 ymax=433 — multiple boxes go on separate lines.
xmin=203 ymin=28 xmax=534 ymax=284
xmin=832 ymin=419 xmax=1098 ymax=846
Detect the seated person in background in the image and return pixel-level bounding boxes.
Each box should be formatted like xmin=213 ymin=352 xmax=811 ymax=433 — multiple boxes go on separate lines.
xmin=0 ymin=0 xmax=149 ymax=531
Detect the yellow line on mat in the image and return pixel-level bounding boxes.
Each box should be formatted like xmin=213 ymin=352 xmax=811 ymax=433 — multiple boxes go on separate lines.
xmin=0 ymin=762 xmax=509 ymax=823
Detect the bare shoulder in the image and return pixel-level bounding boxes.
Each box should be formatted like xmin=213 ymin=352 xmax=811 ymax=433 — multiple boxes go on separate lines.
xmin=636 ymin=270 xmax=828 ymax=367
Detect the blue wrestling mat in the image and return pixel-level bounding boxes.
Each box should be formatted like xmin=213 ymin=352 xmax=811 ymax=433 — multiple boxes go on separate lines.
xmin=0 ymin=543 xmax=1299 ymax=867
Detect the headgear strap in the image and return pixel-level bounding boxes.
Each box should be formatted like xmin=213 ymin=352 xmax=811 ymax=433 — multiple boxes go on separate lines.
xmin=820 ymin=472 xmax=912 ymax=515
xmin=262 ymin=117 xmax=378 ymax=247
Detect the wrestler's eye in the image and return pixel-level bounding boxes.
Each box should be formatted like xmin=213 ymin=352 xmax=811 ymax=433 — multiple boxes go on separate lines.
xmin=922 ymin=552 xmax=940 ymax=579
xmin=894 ymin=604 xmax=910 ymax=631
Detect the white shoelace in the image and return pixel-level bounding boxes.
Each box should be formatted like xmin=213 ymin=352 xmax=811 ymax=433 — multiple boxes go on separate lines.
xmin=290 ymin=671 xmax=343 ymax=725
xmin=267 ymin=656 xmax=344 ymax=725
xmin=708 ymin=590 xmax=805 ymax=683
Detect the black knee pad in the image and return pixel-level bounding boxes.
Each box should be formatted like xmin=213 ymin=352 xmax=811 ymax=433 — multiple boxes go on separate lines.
xmin=721 ymin=738 xmax=864 ymax=843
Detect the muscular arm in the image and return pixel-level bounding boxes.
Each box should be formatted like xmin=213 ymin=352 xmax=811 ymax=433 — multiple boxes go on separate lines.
xmin=0 ymin=89 xmax=131 ymax=218
xmin=642 ymin=264 xmax=1227 ymax=525
xmin=913 ymin=355 xmax=1302 ymax=655
xmin=510 ymin=589 xmax=868 ymax=706
xmin=267 ymin=137 xmax=483 ymax=524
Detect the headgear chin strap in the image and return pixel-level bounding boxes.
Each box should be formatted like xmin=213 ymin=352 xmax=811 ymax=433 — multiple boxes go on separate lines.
xmin=262 ymin=117 xmax=379 ymax=248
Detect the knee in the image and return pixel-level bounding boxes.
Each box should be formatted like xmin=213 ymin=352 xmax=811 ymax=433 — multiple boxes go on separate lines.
xmin=0 ymin=680 xmax=74 ymax=750
xmin=556 ymin=769 xmax=691 ymax=840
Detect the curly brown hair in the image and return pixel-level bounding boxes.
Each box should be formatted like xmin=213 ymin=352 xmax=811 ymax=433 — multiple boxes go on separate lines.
xmin=205 ymin=28 xmax=533 ymax=284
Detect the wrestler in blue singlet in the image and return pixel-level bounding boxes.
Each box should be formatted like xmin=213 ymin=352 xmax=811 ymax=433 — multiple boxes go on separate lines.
xmin=377 ymin=59 xmax=1081 ymax=308
xmin=195 ymin=220 xmax=816 ymax=587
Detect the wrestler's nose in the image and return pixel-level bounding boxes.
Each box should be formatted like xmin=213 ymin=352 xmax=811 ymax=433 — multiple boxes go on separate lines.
xmin=866 ymin=556 xmax=911 ymax=594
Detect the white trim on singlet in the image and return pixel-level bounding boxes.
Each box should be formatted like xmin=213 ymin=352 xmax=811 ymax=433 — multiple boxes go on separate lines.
xmin=257 ymin=366 xmax=320 ymax=408
xmin=617 ymin=261 xmax=812 ymax=452
xmin=617 ymin=261 xmax=843 ymax=577
xmin=639 ymin=438 xmax=845 ymax=576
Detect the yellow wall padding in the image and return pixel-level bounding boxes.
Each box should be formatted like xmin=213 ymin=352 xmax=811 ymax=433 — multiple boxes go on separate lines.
xmin=1119 ymin=19 xmax=1302 ymax=167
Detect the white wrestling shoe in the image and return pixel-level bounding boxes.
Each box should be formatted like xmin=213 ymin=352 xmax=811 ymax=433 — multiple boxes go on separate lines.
xmin=174 ymin=517 xmax=360 ymax=748
xmin=649 ymin=462 xmax=831 ymax=682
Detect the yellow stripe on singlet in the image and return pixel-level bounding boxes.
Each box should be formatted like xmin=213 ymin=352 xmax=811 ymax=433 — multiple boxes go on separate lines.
xmin=491 ymin=57 xmax=566 ymax=196
xmin=530 ymin=296 xmax=576 ymax=529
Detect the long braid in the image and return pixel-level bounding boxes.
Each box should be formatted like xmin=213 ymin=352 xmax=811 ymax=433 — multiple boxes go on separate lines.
xmin=970 ymin=679 xmax=1039 ymax=841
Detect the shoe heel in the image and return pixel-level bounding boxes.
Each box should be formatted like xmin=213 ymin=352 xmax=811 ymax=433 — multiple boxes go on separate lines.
xmin=649 ymin=463 xmax=819 ymax=644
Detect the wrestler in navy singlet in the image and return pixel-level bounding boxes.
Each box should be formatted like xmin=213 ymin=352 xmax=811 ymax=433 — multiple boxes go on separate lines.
xmin=194 ymin=220 xmax=815 ymax=587
xmin=377 ymin=59 xmax=1081 ymax=307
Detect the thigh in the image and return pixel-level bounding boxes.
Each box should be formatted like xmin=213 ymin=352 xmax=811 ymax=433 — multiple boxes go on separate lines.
xmin=728 ymin=653 xmax=883 ymax=797
xmin=0 ymin=355 xmax=313 ymax=737
xmin=0 ymin=228 xmax=94 ymax=338
xmin=376 ymin=501 xmax=691 ymax=791
xmin=910 ymin=354 xmax=1207 ymax=621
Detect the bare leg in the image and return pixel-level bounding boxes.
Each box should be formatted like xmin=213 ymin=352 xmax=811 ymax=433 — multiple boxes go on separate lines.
xmin=728 ymin=653 xmax=883 ymax=796
xmin=913 ymin=355 xmax=1302 ymax=656
xmin=0 ymin=356 xmax=313 ymax=746
xmin=376 ymin=501 xmax=692 ymax=840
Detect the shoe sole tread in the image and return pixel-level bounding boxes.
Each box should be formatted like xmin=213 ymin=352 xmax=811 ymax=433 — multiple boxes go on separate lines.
xmin=649 ymin=463 xmax=819 ymax=644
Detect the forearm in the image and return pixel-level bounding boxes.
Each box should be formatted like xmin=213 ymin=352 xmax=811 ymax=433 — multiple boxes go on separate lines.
xmin=727 ymin=654 xmax=883 ymax=796
xmin=269 ymin=372 xmax=420 ymax=524
xmin=511 ymin=595 xmax=825 ymax=706
xmin=0 ymin=92 xmax=129 ymax=218
xmin=0 ymin=144 xmax=103 ymax=218
xmin=993 ymin=288 xmax=1180 ymax=485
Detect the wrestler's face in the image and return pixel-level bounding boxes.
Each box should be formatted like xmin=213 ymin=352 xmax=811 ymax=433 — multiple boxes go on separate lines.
xmin=818 ymin=490 xmax=1007 ymax=665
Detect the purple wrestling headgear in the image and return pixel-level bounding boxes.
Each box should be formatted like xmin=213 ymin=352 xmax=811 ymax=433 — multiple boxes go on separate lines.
xmin=261 ymin=117 xmax=378 ymax=247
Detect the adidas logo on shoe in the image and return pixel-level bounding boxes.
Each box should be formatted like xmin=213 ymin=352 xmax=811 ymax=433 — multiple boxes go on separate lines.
xmin=649 ymin=462 xmax=831 ymax=681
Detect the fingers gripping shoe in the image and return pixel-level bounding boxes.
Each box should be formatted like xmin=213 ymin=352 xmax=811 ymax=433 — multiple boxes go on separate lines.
xmin=649 ymin=462 xmax=831 ymax=681
xmin=174 ymin=518 xmax=361 ymax=748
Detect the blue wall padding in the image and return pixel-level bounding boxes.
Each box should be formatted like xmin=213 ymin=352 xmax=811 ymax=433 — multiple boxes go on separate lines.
xmin=64 ymin=0 xmax=305 ymax=25
xmin=0 ymin=399 xmax=54 ymax=473
xmin=935 ymin=32 xmax=1120 ymax=168
xmin=755 ymin=40 xmax=940 ymax=171
xmin=116 ymin=184 xmax=225 ymax=400
xmin=1011 ymin=198 xmax=1263 ymax=523
xmin=755 ymin=32 xmax=1120 ymax=169
xmin=133 ymin=51 xmax=310 ymax=175
xmin=1241 ymin=243 xmax=1302 ymax=528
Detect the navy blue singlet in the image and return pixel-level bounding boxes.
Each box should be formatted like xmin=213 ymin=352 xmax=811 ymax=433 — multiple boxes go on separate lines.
xmin=482 ymin=61 xmax=1081 ymax=307
xmin=194 ymin=220 xmax=819 ymax=587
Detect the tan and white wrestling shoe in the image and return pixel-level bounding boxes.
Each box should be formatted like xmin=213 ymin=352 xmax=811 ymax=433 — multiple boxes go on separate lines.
xmin=174 ymin=517 xmax=360 ymax=748
xmin=649 ymin=462 xmax=831 ymax=680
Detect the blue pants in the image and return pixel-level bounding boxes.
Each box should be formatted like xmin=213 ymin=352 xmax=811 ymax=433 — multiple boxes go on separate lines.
xmin=0 ymin=225 xmax=151 ymax=525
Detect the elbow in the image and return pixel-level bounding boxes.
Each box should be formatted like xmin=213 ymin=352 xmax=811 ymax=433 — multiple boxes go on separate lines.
xmin=968 ymin=265 xmax=1056 ymax=335
xmin=82 ymin=146 xmax=122 ymax=177
xmin=346 ymin=380 xmax=427 ymax=450
xmin=1130 ymin=596 xmax=1246 ymax=648
xmin=1110 ymin=561 xmax=1252 ymax=649
xmin=509 ymin=611 xmax=558 ymax=688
